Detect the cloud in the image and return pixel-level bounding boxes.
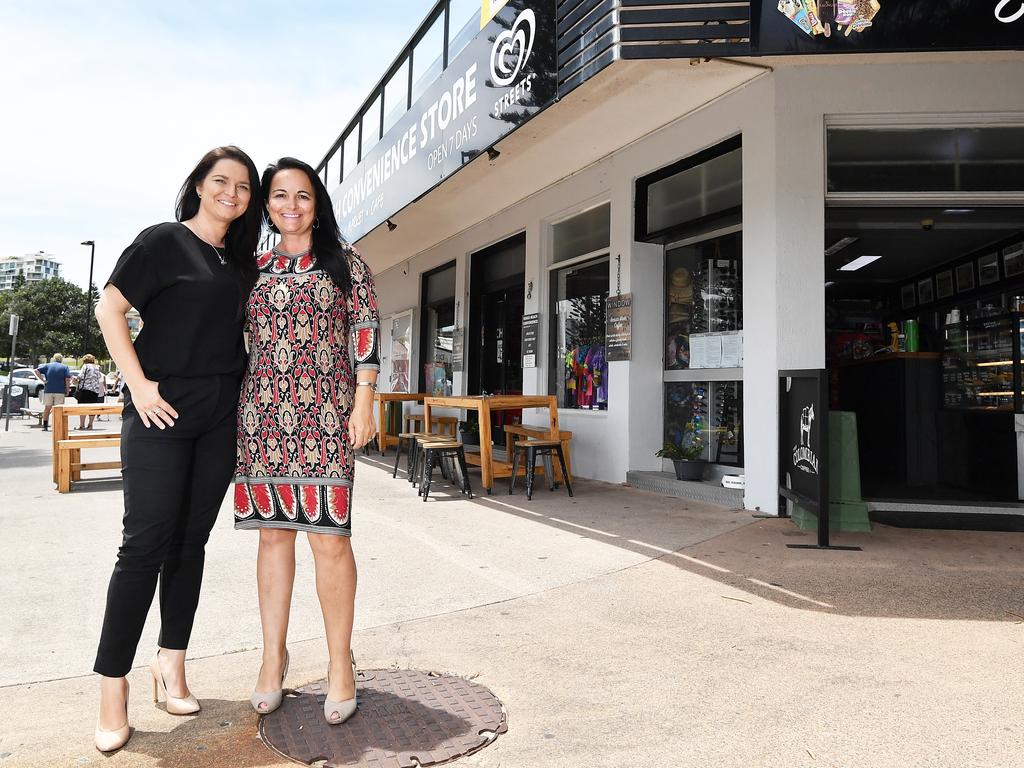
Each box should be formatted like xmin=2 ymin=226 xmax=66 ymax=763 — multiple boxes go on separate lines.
xmin=0 ymin=1 xmax=418 ymax=288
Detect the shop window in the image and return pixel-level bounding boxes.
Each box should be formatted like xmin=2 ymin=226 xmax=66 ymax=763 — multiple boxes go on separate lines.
xmin=447 ymin=0 xmax=479 ymax=62
xmin=827 ymin=126 xmax=1024 ymax=194
xmin=553 ymin=203 xmax=611 ymax=264
xmin=636 ymin=136 xmax=742 ymax=242
xmin=420 ymin=263 xmax=457 ymax=395
xmin=665 ymin=231 xmax=742 ymax=371
xmin=550 ymin=258 xmax=609 ymax=410
xmin=383 ymin=59 xmax=409 ymax=135
xmin=664 ymin=381 xmax=743 ymax=467
xmin=413 ymin=13 xmax=445 ymax=102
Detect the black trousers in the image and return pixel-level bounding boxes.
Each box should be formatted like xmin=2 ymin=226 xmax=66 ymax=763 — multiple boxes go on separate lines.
xmin=93 ymin=374 xmax=241 ymax=677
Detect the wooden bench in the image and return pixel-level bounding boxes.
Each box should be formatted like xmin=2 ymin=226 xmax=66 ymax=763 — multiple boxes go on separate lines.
xmin=51 ymin=404 xmax=123 ymax=492
xmin=20 ymin=407 xmax=44 ymax=425
xmin=56 ymin=436 xmax=122 ymax=492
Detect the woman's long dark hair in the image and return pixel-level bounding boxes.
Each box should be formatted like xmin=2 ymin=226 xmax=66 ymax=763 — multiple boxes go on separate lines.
xmin=261 ymin=157 xmax=352 ymax=291
xmin=175 ymin=145 xmax=261 ymax=290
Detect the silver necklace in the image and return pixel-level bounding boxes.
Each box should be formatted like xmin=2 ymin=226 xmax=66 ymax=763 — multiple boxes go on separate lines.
xmin=271 ymin=244 xmax=312 ymax=259
xmin=186 ymin=223 xmax=227 ymax=265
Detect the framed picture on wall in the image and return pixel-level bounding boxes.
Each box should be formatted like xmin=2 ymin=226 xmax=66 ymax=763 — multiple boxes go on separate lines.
xmin=978 ymin=252 xmax=1000 ymax=286
xmin=935 ymin=270 xmax=954 ymax=299
xmin=1005 ymin=243 xmax=1024 ymax=278
xmin=900 ymin=283 xmax=916 ymax=309
xmin=917 ymin=277 xmax=934 ymax=305
xmin=955 ymin=263 xmax=975 ymax=293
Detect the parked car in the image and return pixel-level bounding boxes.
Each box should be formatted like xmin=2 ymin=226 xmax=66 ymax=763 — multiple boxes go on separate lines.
xmin=105 ymin=371 xmax=123 ymax=397
xmin=11 ymin=368 xmax=44 ymax=399
xmin=67 ymin=368 xmax=81 ymax=398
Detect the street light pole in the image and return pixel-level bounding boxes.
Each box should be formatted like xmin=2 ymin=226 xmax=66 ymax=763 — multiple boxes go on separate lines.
xmin=81 ymin=240 xmax=95 ymax=353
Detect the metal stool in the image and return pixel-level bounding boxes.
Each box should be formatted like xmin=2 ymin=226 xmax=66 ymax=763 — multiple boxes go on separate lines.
xmin=509 ymin=439 xmax=573 ymax=501
xmin=394 ymin=432 xmax=445 ymax=482
xmin=420 ymin=441 xmax=473 ymax=501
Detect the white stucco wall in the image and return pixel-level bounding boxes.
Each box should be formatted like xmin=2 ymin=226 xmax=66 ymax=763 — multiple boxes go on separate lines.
xmin=367 ymin=53 xmax=1024 ymax=510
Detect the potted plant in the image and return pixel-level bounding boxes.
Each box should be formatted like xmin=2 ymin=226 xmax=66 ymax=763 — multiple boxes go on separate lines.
xmin=656 ymin=423 xmax=707 ymax=481
xmin=459 ymin=419 xmax=480 ymax=446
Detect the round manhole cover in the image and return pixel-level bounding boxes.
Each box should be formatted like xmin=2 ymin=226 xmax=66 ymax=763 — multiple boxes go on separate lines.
xmin=259 ymin=668 xmax=507 ymax=767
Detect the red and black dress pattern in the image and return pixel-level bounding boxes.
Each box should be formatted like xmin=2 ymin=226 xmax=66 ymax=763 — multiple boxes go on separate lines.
xmin=234 ymin=244 xmax=380 ymax=536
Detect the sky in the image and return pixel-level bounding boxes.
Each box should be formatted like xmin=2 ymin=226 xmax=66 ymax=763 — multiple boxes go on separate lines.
xmin=0 ymin=1 xmax=428 ymax=290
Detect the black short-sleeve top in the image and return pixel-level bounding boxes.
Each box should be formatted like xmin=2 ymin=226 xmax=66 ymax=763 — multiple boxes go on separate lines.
xmin=106 ymin=222 xmax=249 ymax=379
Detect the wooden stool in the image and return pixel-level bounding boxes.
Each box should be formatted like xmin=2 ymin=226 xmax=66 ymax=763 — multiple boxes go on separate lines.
xmin=420 ymin=441 xmax=473 ymax=501
xmin=509 ymin=439 xmax=574 ymax=501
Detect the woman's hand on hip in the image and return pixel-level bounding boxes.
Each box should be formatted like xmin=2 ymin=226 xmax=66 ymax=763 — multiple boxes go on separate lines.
xmin=131 ymin=379 xmax=178 ymax=429
xmin=348 ymin=406 xmax=377 ymax=449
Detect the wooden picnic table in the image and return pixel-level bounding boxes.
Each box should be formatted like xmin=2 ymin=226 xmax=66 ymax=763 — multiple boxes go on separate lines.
xmin=373 ymin=392 xmax=425 ymax=454
xmin=422 ymin=395 xmax=560 ymax=494
xmin=51 ymin=403 xmax=123 ymax=489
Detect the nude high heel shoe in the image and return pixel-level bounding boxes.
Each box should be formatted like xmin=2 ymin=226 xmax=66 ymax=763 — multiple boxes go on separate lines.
xmin=323 ymin=650 xmax=358 ymax=725
xmin=95 ymin=679 xmax=131 ymax=753
xmin=150 ymin=652 xmax=201 ymax=715
xmin=250 ymin=649 xmax=290 ymax=714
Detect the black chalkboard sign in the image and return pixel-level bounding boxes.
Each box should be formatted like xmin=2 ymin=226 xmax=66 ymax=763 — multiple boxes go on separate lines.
xmin=779 ymin=370 xmax=832 ymax=547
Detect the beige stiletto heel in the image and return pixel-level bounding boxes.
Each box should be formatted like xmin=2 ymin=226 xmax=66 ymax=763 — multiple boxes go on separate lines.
xmin=95 ymin=679 xmax=131 ymax=753
xmin=250 ymin=649 xmax=290 ymax=714
xmin=150 ymin=652 xmax=201 ymax=715
xmin=323 ymin=650 xmax=358 ymax=725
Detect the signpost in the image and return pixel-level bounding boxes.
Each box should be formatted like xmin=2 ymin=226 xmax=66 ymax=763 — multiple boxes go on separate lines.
xmin=5 ymin=314 xmax=19 ymax=431
xmin=778 ymin=369 xmax=860 ymax=551
xmin=606 ymin=293 xmax=632 ymax=362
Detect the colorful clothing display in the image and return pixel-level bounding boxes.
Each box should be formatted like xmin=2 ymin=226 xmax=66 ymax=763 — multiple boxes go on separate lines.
xmin=233 ymin=245 xmax=380 ymax=536
xmin=563 ymin=344 xmax=608 ymax=409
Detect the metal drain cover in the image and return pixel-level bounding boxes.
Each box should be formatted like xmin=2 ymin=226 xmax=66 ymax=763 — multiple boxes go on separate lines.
xmin=259 ymin=668 xmax=507 ymax=767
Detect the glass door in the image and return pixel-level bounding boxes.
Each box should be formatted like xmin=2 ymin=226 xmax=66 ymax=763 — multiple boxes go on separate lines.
xmin=383 ymin=310 xmax=413 ymax=394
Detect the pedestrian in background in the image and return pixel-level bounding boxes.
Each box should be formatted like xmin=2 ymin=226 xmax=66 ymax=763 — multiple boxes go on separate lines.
xmin=35 ymin=353 xmax=70 ymax=431
xmin=91 ymin=145 xmax=261 ymax=753
xmin=75 ymin=354 xmax=105 ymax=429
xmin=234 ymin=157 xmax=379 ymax=725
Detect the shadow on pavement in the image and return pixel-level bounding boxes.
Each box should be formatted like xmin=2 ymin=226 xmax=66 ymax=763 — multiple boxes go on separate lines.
xmin=0 ymin=445 xmax=54 ymax=470
xmin=360 ymin=453 xmax=1024 ymax=623
xmin=120 ymin=699 xmax=280 ymax=768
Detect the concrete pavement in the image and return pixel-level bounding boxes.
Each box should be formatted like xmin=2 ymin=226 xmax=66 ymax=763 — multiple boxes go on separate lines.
xmin=0 ymin=415 xmax=1021 ymax=767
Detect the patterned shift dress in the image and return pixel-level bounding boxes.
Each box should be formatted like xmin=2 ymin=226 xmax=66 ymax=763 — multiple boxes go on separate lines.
xmin=233 ymin=244 xmax=380 ymax=536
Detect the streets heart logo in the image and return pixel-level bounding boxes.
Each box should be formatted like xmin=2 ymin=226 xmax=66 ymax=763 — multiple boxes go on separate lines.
xmin=792 ymin=404 xmax=820 ymax=475
xmin=490 ymin=8 xmax=536 ymax=87
xmin=777 ymin=0 xmax=881 ymax=38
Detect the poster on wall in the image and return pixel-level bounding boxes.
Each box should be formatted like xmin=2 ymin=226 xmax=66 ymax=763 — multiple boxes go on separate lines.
xmin=955 ymin=262 xmax=975 ymax=293
xmin=935 ymin=270 xmax=954 ymax=299
xmin=754 ymin=0 xmax=1024 ymax=55
xmin=606 ymin=294 xmax=632 ymax=361
xmin=900 ymin=283 xmax=916 ymax=309
xmin=1004 ymin=243 xmax=1024 ymax=277
xmin=917 ymin=277 xmax=934 ymax=304
xmin=521 ymin=313 xmax=539 ymax=368
xmin=452 ymin=327 xmax=464 ymax=372
xmin=978 ymin=252 xmax=1000 ymax=286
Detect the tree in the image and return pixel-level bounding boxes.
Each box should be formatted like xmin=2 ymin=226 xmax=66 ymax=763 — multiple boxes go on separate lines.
xmin=1 ymin=278 xmax=109 ymax=362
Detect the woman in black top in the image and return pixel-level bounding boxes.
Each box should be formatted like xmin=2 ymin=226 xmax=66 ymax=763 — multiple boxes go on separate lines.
xmin=92 ymin=146 xmax=261 ymax=752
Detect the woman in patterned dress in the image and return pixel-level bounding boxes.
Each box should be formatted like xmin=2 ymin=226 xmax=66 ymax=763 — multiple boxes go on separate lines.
xmin=234 ymin=157 xmax=380 ymax=724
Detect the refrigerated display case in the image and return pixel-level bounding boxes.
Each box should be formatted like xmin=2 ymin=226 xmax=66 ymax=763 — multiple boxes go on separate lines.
xmin=942 ymin=312 xmax=1022 ymax=412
